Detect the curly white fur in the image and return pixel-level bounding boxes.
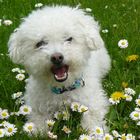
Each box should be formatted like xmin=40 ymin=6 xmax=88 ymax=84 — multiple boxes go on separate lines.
xmin=8 ymin=6 xmax=111 ymax=133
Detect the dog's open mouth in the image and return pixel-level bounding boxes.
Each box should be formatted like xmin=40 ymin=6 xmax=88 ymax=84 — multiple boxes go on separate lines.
xmin=51 ymin=65 xmax=69 ymax=82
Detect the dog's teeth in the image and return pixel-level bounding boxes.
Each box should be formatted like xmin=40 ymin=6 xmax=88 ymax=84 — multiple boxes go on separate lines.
xmin=55 ymin=72 xmax=67 ymax=80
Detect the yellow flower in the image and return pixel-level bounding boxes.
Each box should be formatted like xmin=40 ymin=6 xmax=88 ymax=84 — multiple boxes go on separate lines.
xmin=126 ymin=55 xmax=139 ymax=62
xmin=111 ymin=91 xmax=125 ymax=101
xmin=121 ymin=134 xmax=126 ymax=140
xmin=122 ymin=82 xmax=128 ymax=88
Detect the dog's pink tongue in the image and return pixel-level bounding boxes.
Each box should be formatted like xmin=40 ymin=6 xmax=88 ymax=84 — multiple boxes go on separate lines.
xmin=51 ymin=65 xmax=69 ymax=82
xmin=55 ymin=67 xmax=66 ymax=77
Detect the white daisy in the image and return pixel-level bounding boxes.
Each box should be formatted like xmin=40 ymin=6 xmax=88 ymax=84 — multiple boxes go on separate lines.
xmin=124 ymin=94 xmax=133 ymax=101
xmin=102 ymin=29 xmax=109 ymax=33
xmin=62 ymin=126 xmax=71 ymax=134
xmin=15 ymin=97 xmax=25 ymax=105
xmin=11 ymin=67 xmax=20 ymax=72
xmin=113 ymin=24 xmax=117 ymax=28
xmin=136 ymin=99 xmax=140 ymax=106
xmin=85 ymin=8 xmax=92 ymax=12
xmin=103 ymin=134 xmax=113 ymax=140
xmin=0 ymin=129 xmax=5 ymax=138
xmin=79 ymin=134 xmax=92 ymax=140
xmin=62 ymin=111 xmax=70 ymax=120
xmin=1 ymin=121 xmax=11 ymax=127
xmin=23 ymin=122 xmax=35 ymax=133
xmin=54 ymin=111 xmax=62 ymax=120
xmin=35 ymin=3 xmax=43 ymax=8
xmin=71 ymin=102 xmax=80 ymax=112
xmin=0 ymin=109 xmax=10 ymax=119
xmin=105 ymin=5 xmax=108 ymax=9
xmin=46 ymin=119 xmax=55 ymax=127
xmin=3 ymin=20 xmax=13 ymax=26
xmin=126 ymin=133 xmax=135 ymax=140
xmin=94 ymin=126 xmax=103 ymax=136
xmin=52 ymin=135 xmax=57 ymax=139
xmin=47 ymin=131 xmax=57 ymax=139
xmin=109 ymin=98 xmax=120 ymax=105
xmin=19 ymin=105 xmax=32 ymax=115
xmin=118 ymin=39 xmax=128 ymax=48
xmin=124 ymin=88 xmax=136 ymax=96
xmin=120 ymin=133 xmax=126 ymax=140
xmin=137 ymin=121 xmax=140 ymax=126
xmin=135 ymin=108 xmax=140 ymax=112
xmin=112 ymin=130 xmax=120 ymax=138
xmin=5 ymin=124 xmax=17 ymax=137
xmin=130 ymin=111 xmax=140 ymax=121
xmin=78 ymin=105 xmax=88 ymax=113
xmin=16 ymin=73 xmax=25 ymax=81
xmin=11 ymin=92 xmax=23 ymax=99
xmin=18 ymin=69 xmax=25 ymax=74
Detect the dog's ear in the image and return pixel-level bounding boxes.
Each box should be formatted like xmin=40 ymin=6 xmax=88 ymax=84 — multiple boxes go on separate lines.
xmin=77 ymin=11 xmax=104 ymax=51
xmin=85 ymin=29 xmax=104 ymax=51
xmin=8 ymin=30 xmax=23 ymax=64
xmin=83 ymin=19 xmax=104 ymax=51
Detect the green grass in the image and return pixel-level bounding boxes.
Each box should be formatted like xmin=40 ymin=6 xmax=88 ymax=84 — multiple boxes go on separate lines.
xmin=0 ymin=0 xmax=140 ymax=139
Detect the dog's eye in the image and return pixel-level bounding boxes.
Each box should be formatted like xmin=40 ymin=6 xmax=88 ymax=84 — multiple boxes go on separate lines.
xmin=36 ymin=41 xmax=47 ymax=48
xmin=65 ymin=37 xmax=73 ymax=42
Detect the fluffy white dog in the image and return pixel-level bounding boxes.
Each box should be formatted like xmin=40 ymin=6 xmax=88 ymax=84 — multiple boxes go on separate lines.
xmin=8 ymin=6 xmax=111 ymax=133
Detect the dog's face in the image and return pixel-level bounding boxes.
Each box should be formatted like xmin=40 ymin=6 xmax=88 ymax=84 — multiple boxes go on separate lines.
xmin=8 ymin=6 xmax=104 ymax=84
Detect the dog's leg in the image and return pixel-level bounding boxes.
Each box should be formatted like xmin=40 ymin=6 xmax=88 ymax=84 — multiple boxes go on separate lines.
xmin=81 ymin=107 xmax=108 ymax=132
xmin=27 ymin=113 xmax=49 ymax=135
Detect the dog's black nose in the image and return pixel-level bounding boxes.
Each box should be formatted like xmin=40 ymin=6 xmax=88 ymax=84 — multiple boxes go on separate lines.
xmin=51 ymin=53 xmax=64 ymax=65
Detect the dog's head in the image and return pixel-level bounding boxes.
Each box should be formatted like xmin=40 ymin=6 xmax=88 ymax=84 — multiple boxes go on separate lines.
xmin=8 ymin=6 xmax=104 ymax=84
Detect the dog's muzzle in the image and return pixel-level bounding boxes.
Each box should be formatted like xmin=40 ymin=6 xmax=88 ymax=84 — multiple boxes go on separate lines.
xmin=50 ymin=53 xmax=69 ymax=82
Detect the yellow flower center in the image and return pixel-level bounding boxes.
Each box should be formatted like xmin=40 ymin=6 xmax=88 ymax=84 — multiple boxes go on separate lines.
xmin=83 ymin=138 xmax=88 ymax=140
xmin=105 ymin=136 xmax=110 ymax=140
xmin=0 ymin=131 xmax=2 ymax=135
xmin=81 ymin=108 xmax=86 ymax=112
xmin=23 ymin=108 xmax=29 ymax=112
xmin=134 ymin=113 xmax=139 ymax=117
xmin=27 ymin=125 xmax=33 ymax=131
xmin=138 ymin=100 xmax=140 ymax=104
xmin=96 ymin=129 xmax=101 ymax=134
xmin=48 ymin=122 xmax=53 ymax=127
xmin=121 ymin=42 xmax=126 ymax=45
xmin=2 ymin=112 xmax=7 ymax=117
xmin=111 ymin=91 xmax=125 ymax=101
xmin=122 ymin=136 xmax=126 ymax=140
xmin=8 ymin=128 xmax=13 ymax=133
xmin=74 ymin=105 xmax=78 ymax=110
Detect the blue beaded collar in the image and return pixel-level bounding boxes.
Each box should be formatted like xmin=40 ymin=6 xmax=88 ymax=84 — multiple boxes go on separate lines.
xmin=51 ymin=78 xmax=85 ymax=94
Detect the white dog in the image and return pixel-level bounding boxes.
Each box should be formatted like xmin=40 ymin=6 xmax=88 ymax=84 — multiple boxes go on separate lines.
xmin=8 ymin=6 xmax=111 ymax=133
